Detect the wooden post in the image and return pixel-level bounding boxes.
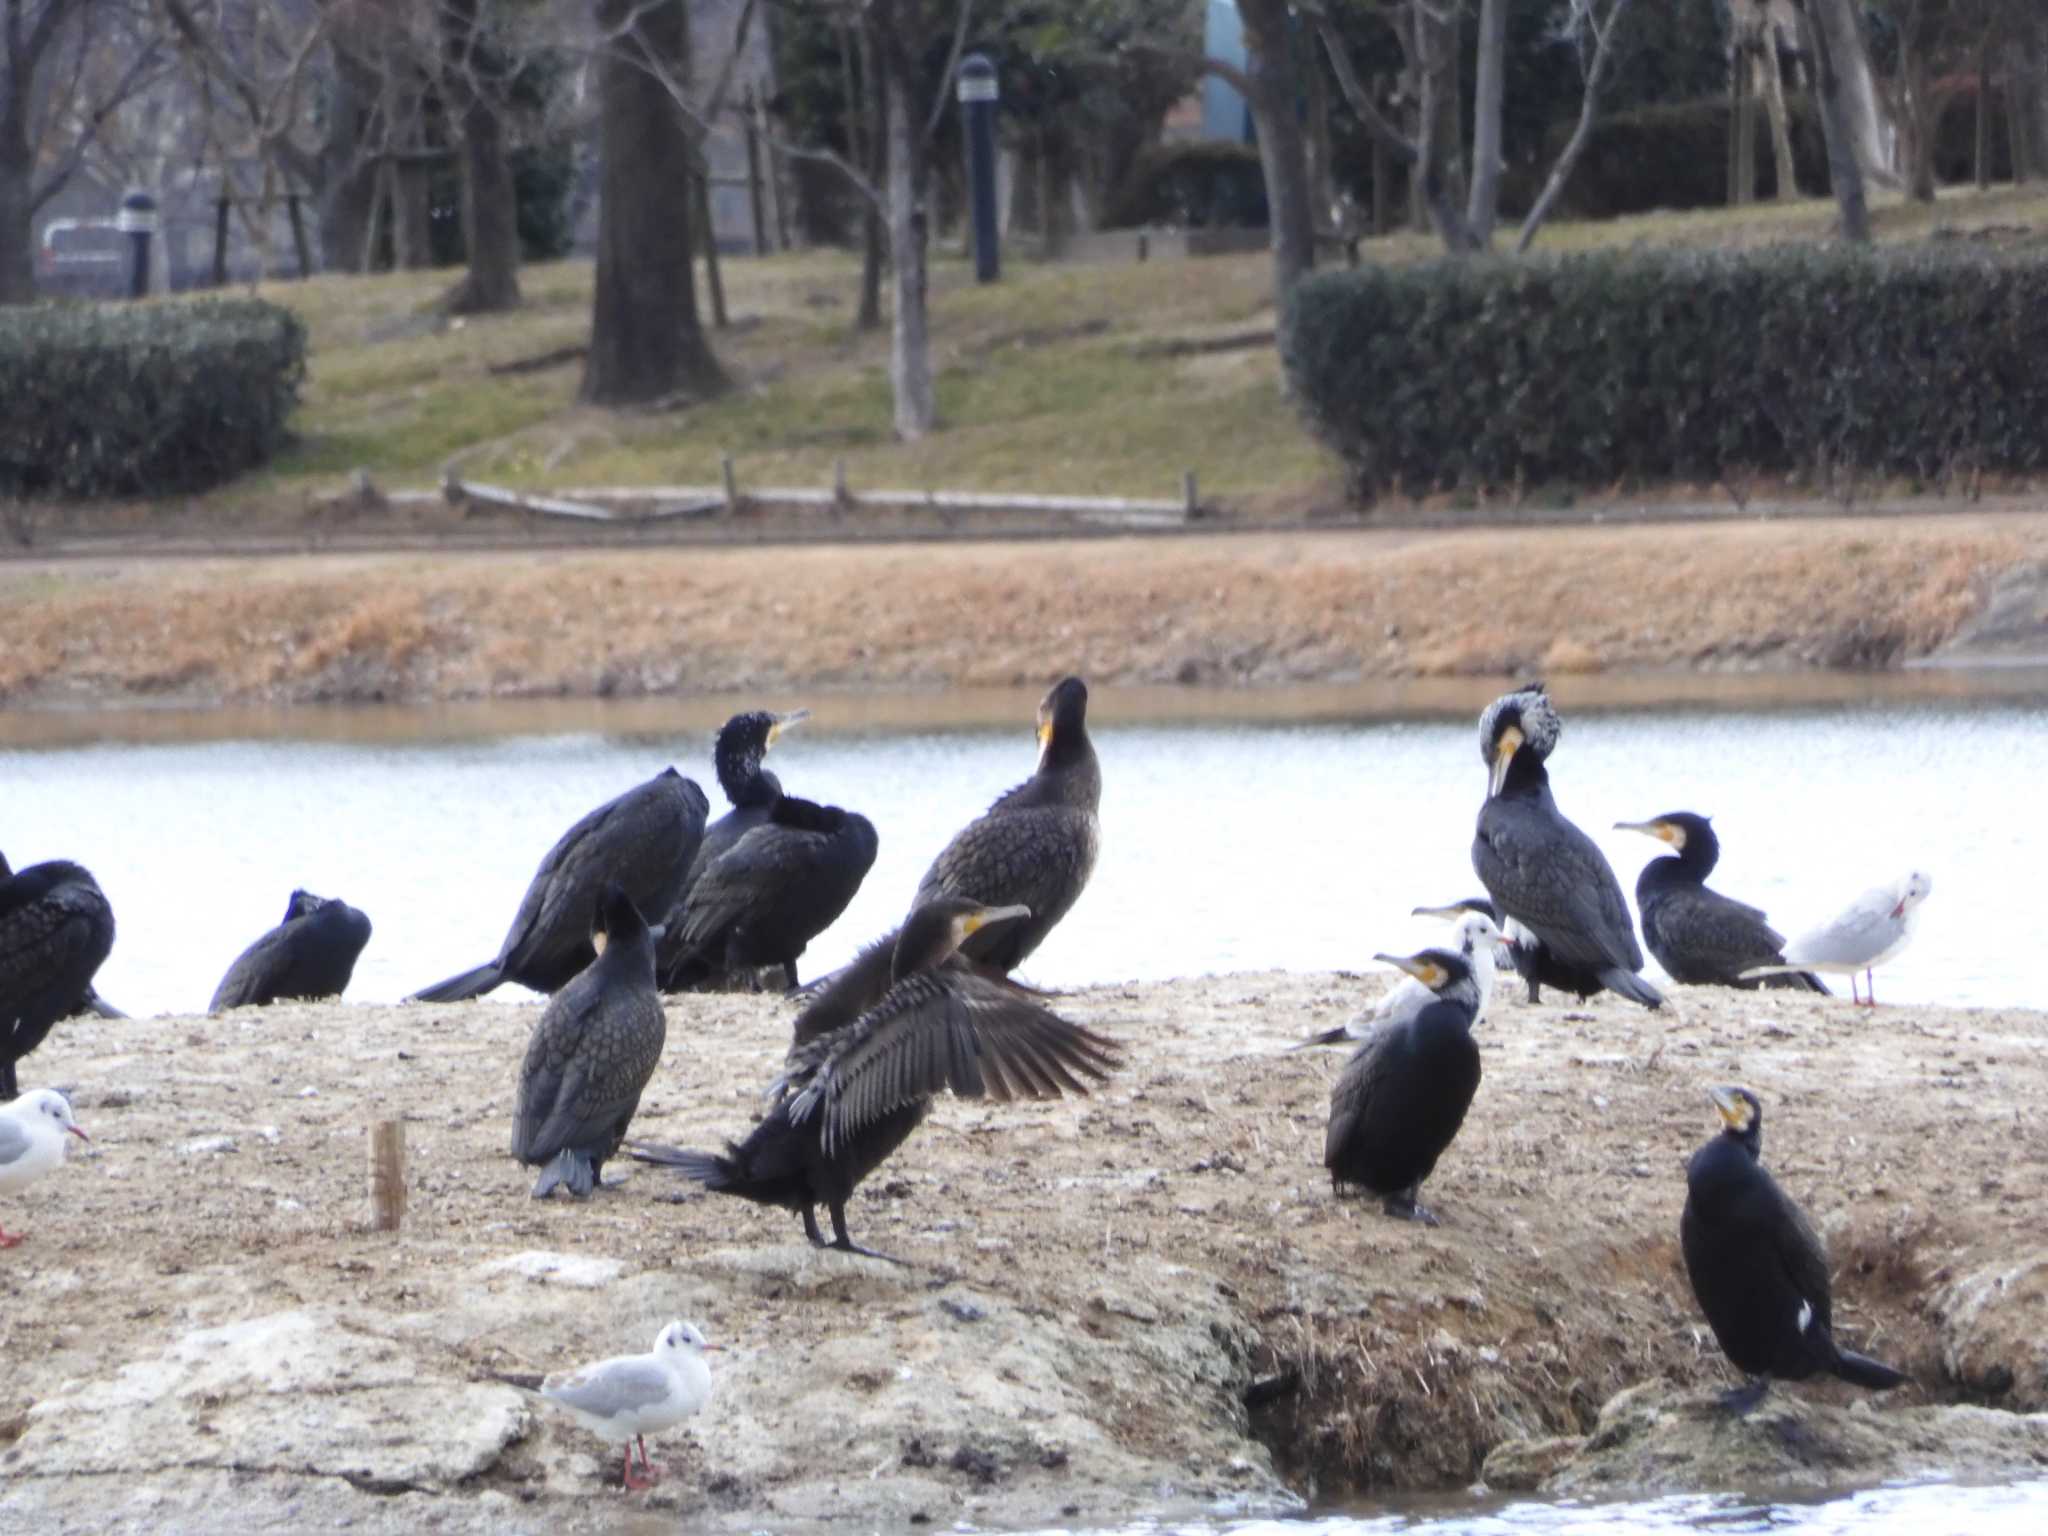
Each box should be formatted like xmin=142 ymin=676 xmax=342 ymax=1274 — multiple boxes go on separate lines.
xmin=212 ymin=197 xmax=230 ymax=287
xmin=368 ymin=1121 xmax=406 ymax=1232
xmin=287 ymin=193 xmax=313 ymax=278
xmin=721 ymin=453 xmax=739 ymax=510
xmin=695 ymin=173 xmax=729 ymax=329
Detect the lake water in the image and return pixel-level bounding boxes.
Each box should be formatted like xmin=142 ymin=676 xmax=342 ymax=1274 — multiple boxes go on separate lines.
xmin=2 ymin=673 xmax=2044 ymax=1017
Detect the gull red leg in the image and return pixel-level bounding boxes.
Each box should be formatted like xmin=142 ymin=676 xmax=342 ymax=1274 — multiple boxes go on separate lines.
xmin=0 ymin=1226 xmax=23 ymax=1249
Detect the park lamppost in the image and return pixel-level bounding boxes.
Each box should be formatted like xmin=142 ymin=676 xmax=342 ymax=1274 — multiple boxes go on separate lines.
xmin=118 ymin=190 xmax=159 ymax=299
xmin=959 ymin=52 xmax=999 ymax=283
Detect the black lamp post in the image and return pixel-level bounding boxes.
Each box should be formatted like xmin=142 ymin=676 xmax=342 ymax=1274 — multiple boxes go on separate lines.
xmin=118 ymin=190 xmax=159 ymax=299
xmin=958 ymin=52 xmax=1000 ymax=283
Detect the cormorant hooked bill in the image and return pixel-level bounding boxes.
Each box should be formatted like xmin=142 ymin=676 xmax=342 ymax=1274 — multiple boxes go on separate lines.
xmin=412 ymin=767 xmax=708 ymax=1002
xmin=1615 ymin=813 xmax=1826 ymax=993
xmin=1680 ymin=1085 xmax=1909 ymax=1412
xmin=1469 ymin=685 xmax=1663 ymax=1009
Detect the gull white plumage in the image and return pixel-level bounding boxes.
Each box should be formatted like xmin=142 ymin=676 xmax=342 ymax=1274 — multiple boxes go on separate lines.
xmin=0 ymin=1088 xmax=90 ymax=1247
xmin=1741 ymin=871 xmax=1932 ymax=1005
xmin=540 ymin=1319 xmax=718 ymax=1490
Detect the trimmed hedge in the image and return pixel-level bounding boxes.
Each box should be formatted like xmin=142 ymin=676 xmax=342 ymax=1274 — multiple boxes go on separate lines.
xmin=1281 ymin=247 xmax=2048 ymax=497
xmin=0 ymin=299 xmax=305 ymax=498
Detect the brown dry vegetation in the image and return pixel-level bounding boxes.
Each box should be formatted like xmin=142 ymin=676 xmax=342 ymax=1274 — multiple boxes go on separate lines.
xmin=2 ymin=514 xmax=2043 ymax=710
xmin=5 ymin=974 xmax=2048 ymax=1532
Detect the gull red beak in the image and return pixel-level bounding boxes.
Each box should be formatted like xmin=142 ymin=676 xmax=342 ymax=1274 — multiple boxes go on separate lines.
xmin=699 ymin=1343 xmax=724 ymax=1353
xmin=68 ymin=1125 xmax=90 ymax=1142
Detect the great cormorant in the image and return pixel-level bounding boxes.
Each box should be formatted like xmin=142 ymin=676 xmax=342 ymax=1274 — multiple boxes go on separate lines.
xmin=1323 ymin=947 xmax=1483 ymax=1226
xmin=631 ymin=897 xmax=1120 ymax=1258
xmin=1741 ymin=872 xmax=1931 ymax=1005
xmin=657 ymin=709 xmax=810 ymax=987
xmin=210 ymin=889 xmax=374 ymax=1012
xmin=1681 ymin=1085 xmax=1909 ymax=1411
xmin=661 ymin=796 xmax=878 ymax=992
xmin=1614 ymin=813 xmax=1826 ymax=993
xmin=412 ymin=767 xmax=708 ymax=1002
xmin=1470 ymin=685 xmax=1663 ymax=1009
xmin=1 ymin=856 xmax=115 ymax=1101
xmin=510 ymin=885 xmax=668 ymax=1198
xmin=913 ymin=675 xmax=1100 ymax=973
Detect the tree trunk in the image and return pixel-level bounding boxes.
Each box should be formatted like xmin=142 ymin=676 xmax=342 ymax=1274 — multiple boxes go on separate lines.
xmin=856 ymin=21 xmax=884 ymax=333
xmin=1810 ymin=0 xmax=1897 ymax=188
xmin=0 ymin=115 xmax=34 ymax=306
xmin=1795 ymin=0 xmax=1871 ymax=242
xmin=316 ymin=46 xmax=379 ymax=274
xmin=877 ymin=7 xmax=934 ymax=440
xmin=441 ymin=0 xmax=520 ymax=314
xmin=1306 ymin=35 xmax=1334 ymax=231
xmin=1759 ymin=32 xmax=1801 ymax=198
xmin=2030 ymin=19 xmax=2048 ymax=181
xmin=393 ymin=160 xmax=434 ymax=268
xmin=579 ymin=0 xmax=724 ymax=406
xmin=1974 ymin=37 xmax=1991 ymax=191
xmin=1238 ymin=0 xmax=1315 ymax=306
xmin=1900 ymin=36 xmax=1937 ymax=203
xmin=1735 ymin=44 xmax=1759 ymax=204
xmin=1467 ymin=0 xmax=1506 ymax=246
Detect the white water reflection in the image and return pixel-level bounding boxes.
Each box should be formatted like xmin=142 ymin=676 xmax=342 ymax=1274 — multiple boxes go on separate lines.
xmin=1 ymin=688 xmax=2042 ymax=1015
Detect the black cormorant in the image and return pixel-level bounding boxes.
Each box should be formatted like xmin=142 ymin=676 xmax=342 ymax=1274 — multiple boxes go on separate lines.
xmin=510 ymin=885 xmax=668 ymax=1198
xmin=1681 ymin=1085 xmax=1909 ymax=1411
xmin=1615 ymin=813 xmax=1826 ymax=993
xmin=913 ymin=675 xmax=1100 ymax=973
xmin=631 ymin=896 xmax=1120 ymax=1258
xmin=657 ymin=710 xmax=809 ymax=986
xmin=660 ymin=796 xmax=878 ymax=992
xmin=412 ymin=767 xmax=708 ymax=1002
xmin=210 ymin=889 xmax=374 ymax=1012
xmin=1323 ymin=947 xmax=1483 ymax=1226
xmin=1 ymin=856 xmax=115 ymax=1101
xmin=1470 ymin=685 xmax=1663 ymax=1009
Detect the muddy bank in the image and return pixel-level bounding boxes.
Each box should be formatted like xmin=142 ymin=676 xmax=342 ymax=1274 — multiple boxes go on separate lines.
xmin=6 ymin=974 xmax=2048 ymax=1530
xmin=3 ymin=515 xmax=2046 ymax=710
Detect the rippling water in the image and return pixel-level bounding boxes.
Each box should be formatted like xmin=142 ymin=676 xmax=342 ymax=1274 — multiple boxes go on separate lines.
xmin=2 ymin=677 xmax=2043 ymax=1016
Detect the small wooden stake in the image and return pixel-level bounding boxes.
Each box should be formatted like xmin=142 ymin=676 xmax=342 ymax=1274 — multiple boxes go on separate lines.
xmin=1182 ymin=469 xmax=1200 ymax=519
xmin=721 ymin=454 xmax=740 ymax=511
xmin=832 ymin=458 xmax=849 ymax=506
xmin=369 ymin=1120 xmax=406 ymax=1232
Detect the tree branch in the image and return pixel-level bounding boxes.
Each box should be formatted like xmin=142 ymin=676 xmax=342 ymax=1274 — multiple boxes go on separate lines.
xmin=1516 ymin=0 xmax=1637 ymax=254
xmin=1305 ymin=10 xmax=1416 ymax=165
xmin=920 ymin=0 xmax=975 ymax=146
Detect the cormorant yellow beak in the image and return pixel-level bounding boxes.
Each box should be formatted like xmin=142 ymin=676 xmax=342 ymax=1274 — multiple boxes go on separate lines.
xmin=960 ymin=902 xmax=1032 ymax=938
xmin=591 ymin=931 xmax=608 ymax=957
xmin=1708 ymin=1085 xmax=1754 ymax=1133
xmin=1487 ymin=725 xmax=1524 ymax=798
xmin=766 ymin=708 xmax=811 ymax=748
xmin=1036 ymin=716 xmax=1054 ymax=750
xmin=1614 ymin=819 xmax=1682 ymax=847
xmin=1374 ymin=951 xmax=1447 ymax=989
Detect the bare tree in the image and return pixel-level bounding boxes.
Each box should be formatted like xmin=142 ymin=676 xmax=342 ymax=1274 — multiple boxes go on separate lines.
xmin=1 ymin=0 xmax=166 ymax=304
xmin=436 ymin=0 xmax=518 ymax=311
xmin=1794 ymin=0 xmax=1872 ymax=240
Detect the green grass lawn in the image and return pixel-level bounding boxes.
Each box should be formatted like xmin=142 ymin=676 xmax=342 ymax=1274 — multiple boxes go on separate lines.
xmin=223 ymin=180 xmax=2048 ymax=510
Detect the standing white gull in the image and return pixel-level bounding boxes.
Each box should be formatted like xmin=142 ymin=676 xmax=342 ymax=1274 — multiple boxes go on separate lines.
xmin=540 ymin=1319 xmax=718 ymax=1489
xmin=1741 ymin=871 xmax=1932 ymax=1005
xmin=1293 ymin=909 xmax=1512 ymax=1049
xmin=0 ymin=1088 xmax=90 ymax=1247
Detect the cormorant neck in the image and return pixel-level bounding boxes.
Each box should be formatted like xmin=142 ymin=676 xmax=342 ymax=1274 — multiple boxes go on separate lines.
xmin=1499 ymin=745 xmax=1549 ymax=798
xmin=716 ymin=745 xmax=780 ymax=808
xmin=1670 ymin=825 xmax=1720 ymax=882
xmin=1724 ymin=1126 xmax=1762 ymax=1161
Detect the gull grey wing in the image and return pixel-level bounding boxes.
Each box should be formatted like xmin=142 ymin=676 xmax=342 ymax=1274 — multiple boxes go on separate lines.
xmin=542 ymin=1357 xmax=673 ymax=1419
xmin=798 ymin=972 xmax=1120 ymax=1154
xmin=0 ymin=1115 xmax=32 ymax=1167
xmin=1787 ymin=890 xmax=1894 ymax=968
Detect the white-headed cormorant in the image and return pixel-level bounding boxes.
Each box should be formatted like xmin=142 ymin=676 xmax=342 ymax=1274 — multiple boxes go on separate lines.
xmin=1681 ymin=1085 xmax=1908 ymax=1412
xmin=1323 ymin=946 xmax=1482 ymax=1226
xmin=1 ymin=855 xmax=115 ymax=1101
xmin=1741 ymin=871 xmax=1931 ymax=1005
xmin=210 ymin=889 xmax=374 ymax=1013
xmin=632 ymin=896 xmax=1120 ymax=1258
xmin=1615 ymin=813 xmax=1825 ymax=993
xmin=412 ymin=767 xmax=708 ymax=1002
xmin=510 ymin=885 xmax=668 ymax=1198
xmin=1470 ymin=685 xmax=1663 ymax=1009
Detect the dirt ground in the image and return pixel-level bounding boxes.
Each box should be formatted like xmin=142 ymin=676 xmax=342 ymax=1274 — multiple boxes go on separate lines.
xmin=2 ymin=512 xmax=2046 ymax=711
xmin=5 ymin=973 xmax=2048 ymax=1531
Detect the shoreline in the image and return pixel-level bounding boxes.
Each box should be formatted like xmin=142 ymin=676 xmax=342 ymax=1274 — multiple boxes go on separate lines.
xmin=3 ymin=518 xmax=2047 ymax=713
xmin=6 ymin=974 xmax=2048 ymax=1530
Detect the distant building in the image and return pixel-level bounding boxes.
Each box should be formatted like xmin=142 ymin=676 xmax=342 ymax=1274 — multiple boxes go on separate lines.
xmin=1201 ymin=0 xmax=1253 ymax=144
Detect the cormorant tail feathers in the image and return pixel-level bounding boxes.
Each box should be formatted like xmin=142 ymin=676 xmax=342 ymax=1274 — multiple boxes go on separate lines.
xmin=1832 ymin=1348 xmax=1908 ymax=1391
xmin=1598 ymin=967 xmax=1666 ymax=1010
xmin=530 ymin=1148 xmax=595 ymax=1199
xmin=410 ymin=962 xmax=505 ymax=1004
xmin=1761 ymin=969 xmax=1830 ymax=995
xmin=627 ymin=1141 xmax=738 ymax=1189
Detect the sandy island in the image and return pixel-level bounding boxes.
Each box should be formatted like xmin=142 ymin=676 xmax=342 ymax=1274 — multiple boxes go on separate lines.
xmin=5 ymin=975 xmax=2048 ymax=1532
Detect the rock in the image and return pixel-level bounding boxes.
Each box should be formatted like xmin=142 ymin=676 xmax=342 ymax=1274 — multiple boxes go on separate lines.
xmin=1510 ymin=1381 xmax=2048 ymax=1495
xmin=4 ymin=1309 xmax=529 ymax=1491
xmin=1480 ymin=1434 xmax=1587 ymax=1491
xmin=1935 ymin=560 xmax=2048 ymax=663
xmin=480 ymin=1252 xmax=624 ymax=1290
xmin=178 ymin=1135 xmax=238 ymax=1157
xmin=1931 ymin=1251 xmax=2048 ymax=1406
